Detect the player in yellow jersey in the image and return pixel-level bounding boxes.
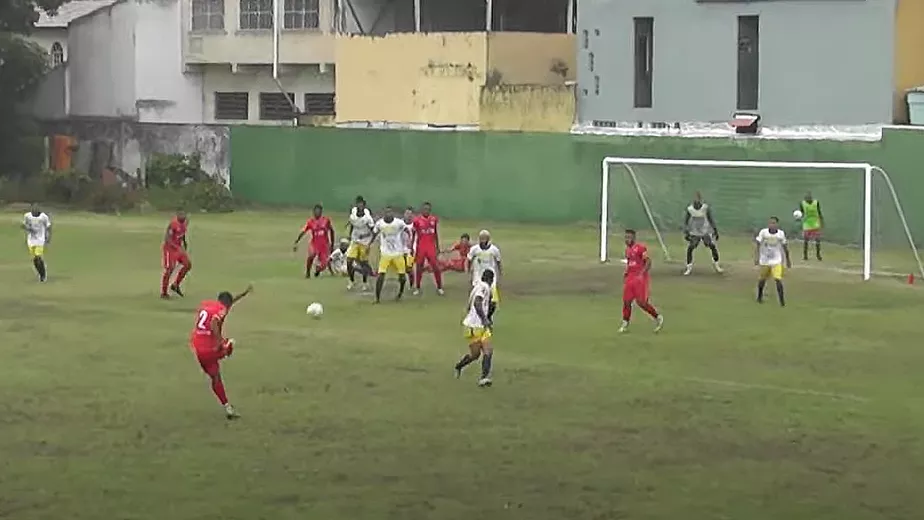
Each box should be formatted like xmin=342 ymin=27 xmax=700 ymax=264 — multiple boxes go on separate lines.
xmin=797 ymin=192 xmax=824 ymax=261
xmin=754 ymin=216 xmax=792 ymax=307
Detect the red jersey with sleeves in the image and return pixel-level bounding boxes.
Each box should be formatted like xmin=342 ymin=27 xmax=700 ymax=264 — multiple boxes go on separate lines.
xmin=190 ymin=300 xmax=228 ymax=351
xmin=412 ymin=214 xmax=440 ymax=250
xmin=303 ymin=216 xmax=331 ymax=245
xmin=165 ymin=218 xmax=187 ymax=250
xmin=624 ymin=242 xmax=650 ymax=278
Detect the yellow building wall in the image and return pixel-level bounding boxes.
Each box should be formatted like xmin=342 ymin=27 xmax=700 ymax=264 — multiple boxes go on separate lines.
xmin=479 ymin=85 xmax=575 ymax=132
xmin=893 ymin=0 xmax=924 ymax=123
xmin=335 ymin=33 xmax=487 ymax=125
xmin=486 ymin=32 xmax=576 ymax=85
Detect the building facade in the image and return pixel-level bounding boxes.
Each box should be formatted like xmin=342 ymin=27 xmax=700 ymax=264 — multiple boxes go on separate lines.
xmin=577 ymin=0 xmax=924 ymax=127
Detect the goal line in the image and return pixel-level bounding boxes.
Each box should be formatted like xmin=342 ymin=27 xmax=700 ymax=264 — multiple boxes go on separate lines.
xmin=599 ymin=157 xmax=924 ymax=281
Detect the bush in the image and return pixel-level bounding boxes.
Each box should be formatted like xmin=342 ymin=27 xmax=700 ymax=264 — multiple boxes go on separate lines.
xmin=145 ymin=153 xmax=208 ymax=189
xmin=146 ymin=178 xmax=235 ymax=213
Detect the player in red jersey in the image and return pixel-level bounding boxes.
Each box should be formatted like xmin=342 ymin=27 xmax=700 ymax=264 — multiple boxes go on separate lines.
xmin=411 ymin=202 xmax=445 ymax=295
xmin=190 ymin=284 xmax=253 ymax=419
xmin=436 ymin=233 xmax=471 ymax=272
xmin=619 ymin=229 xmax=663 ymax=333
xmin=161 ymin=211 xmax=192 ymax=298
xmin=292 ymin=204 xmax=335 ymax=278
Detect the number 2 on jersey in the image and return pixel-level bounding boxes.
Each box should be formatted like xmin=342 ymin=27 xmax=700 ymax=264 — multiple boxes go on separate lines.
xmin=196 ymin=309 xmax=210 ymax=330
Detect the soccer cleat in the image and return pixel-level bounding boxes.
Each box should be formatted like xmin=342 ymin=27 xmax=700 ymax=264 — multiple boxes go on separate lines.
xmin=412 ymin=289 xmax=420 ymax=296
xmin=346 ymin=281 xmax=354 ymax=291
xmin=477 ymin=377 xmax=493 ymax=387
xmin=713 ymin=262 xmax=724 ymax=274
xmin=682 ymin=264 xmax=693 ymax=276
xmin=170 ymin=284 xmax=184 ymax=297
xmin=618 ymin=321 xmax=629 ymax=333
xmin=160 ymin=293 xmax=170 ymax=300
xmin=224 ymin=404 xmax=240 ymax=420
xmin=361 ymin=284 xmax=370 ymax=293
xmin=437 ymin=288 xmax=445 ymax=296
xmin=654 ymin=315 xmax=664 ymax=333
xmin=454 ymin=367 xmax=462 ymax=379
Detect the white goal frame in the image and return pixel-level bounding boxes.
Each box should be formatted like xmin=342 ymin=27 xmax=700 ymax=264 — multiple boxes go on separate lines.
xmin=599 ymin=157 xmax=924 ymax=281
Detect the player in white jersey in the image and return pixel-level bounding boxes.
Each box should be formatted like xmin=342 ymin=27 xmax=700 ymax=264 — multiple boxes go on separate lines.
xmin=467 ymin=229 xmax=502 ymax=321
xmin=22 ymin=204 xmax=52 ymax=282
xmin=370 ymin=206 xmax=409 ymax=303
xmin=328 ymin=239 xmax=349 ymax=276
xmin=346 ymin=196 xmax=375 ymax=291
xmin=454 ymin=269 xmax=496 ymax=387
xmin=683 ymin=192 xmax=723 ymax=275
xmin=402 ymin=206 xmax=416 ymax=281
xmin=754 ymin=216 xmax=791 ymax=306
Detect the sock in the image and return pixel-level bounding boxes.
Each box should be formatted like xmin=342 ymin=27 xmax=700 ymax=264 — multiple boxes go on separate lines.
xmin=397 ymin=274 xmax=406 ymax=297
xmin=433 ymin=268 xmax=443 ymax=289
xmin=210 ymin=377 xmax=228 ymax=405
xmin=347 ymin=261 xmax=356 ymax=282
xmin=174 ymin=264 xmax=191 ymax=286
xmin=33 ymin=257 xmax=47 ymax=279
xmin=757 ymin=279 xmax=767 ymax=300
xmin=686 ymin=245 xmax=695 ymax=265
xmin=803 ymin=241 xmax=809 ymax=259
xmin=622 ymin=302 xmax=632 ymax=321
xmin=815 ymin=240 xmax=822 ymax=259
xmin=305 ymin=257 xmax=314 ymax=276
xmin=709 ymin=244 xmax=720 ymax=262
xmin=775 ymin=280 xmax=785 ymax=306
xmin=374 ymin=275 xmax=385 ymax=301
xmin=161 ymin=269 xmax=172 ymax=295
xmin=455 ymin=353 xmax=476 ymax=371
xmin=481 ymin=352 xmax=493 ymax=379
xmin=362 ymin=263 xmax=370 ymax=283
xmin=638 ymin=301 xmax=659 ymax=318
xmin=414 ymin=266 xmax=423 ymax=289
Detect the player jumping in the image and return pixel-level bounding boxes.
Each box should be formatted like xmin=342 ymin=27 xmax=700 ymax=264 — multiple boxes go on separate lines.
xmin=346 ymin=196 xmax=375 ymax=292
xmin=411 ymin=202 xmax=444 ymax=295
xmin=755 ymin=216 xmax=791 ymax=306
xmin=292 ymin=204 xmax=334 ymax=278
xmin=370 ymin=206 xmax=409 ymax=303
xmin=161 ymin=211 xmax=191 ymax=298
xmin=683 ymin=192 xmax=723 ymax=275
xmin=190 ymin=284 xmax=253 ymax=419
xmin=467 ymin=230 xmax=501 ymax=322
xmin=619 ymin=229 xmax=664 ymax=333
xmin=798 ymin=192 xmax=823 ymax=261
xmin=454 ymin=268 xmax=496 ymax=387
xmin=22 ymin=203 xmax=51 ymax=282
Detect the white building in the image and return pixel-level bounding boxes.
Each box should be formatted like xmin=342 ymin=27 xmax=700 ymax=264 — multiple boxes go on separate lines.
xmin=34 ymin=0 xmax=337 ymax=124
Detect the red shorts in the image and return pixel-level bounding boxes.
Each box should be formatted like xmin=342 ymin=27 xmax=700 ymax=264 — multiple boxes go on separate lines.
xmin=439 ymin=258 xmax=466 ymax=272
xmin=309 ymin=243 xmax=330 ymax=268
xmin=193 ymin=347 xmax=223 ymax=376
xmin=162 ymin=247 xmax=190 ymax=270
xmin=803 ymin=229 xmax=821 ymax=240
xmin=415 ymin=247 xmax=439 ymax=268
xmin=623 ymin=275 xmax=650 ymax=303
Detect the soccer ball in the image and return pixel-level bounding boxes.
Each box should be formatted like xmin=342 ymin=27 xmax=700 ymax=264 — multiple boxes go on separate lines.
xmin=793 ymin=210 xmax=803 ymax=220
xmin=306 ymin=302 xmax=324 ymax=318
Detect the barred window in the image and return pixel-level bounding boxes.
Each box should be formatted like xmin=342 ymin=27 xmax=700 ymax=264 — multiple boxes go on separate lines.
xmin=50 ymin=42 xmax=64 ymax=66
xmin=303 ymin=93 xmax=334 ymax=115
xmin=284 ymin=0 xmax=319 ymax=29
xmin=192 ymin=0 xmax=225 ymax=30
xmin=259 ymin=92 xmax=296 ymax=120
xmin=214 ymin=92 xmax=249 ymax=120
xmin=240 ymin=0 xmax=272 ymax=30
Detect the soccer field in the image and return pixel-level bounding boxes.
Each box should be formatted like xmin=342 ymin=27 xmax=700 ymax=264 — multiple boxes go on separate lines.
xmin=2 ymin=210 xmax=924 ymax=520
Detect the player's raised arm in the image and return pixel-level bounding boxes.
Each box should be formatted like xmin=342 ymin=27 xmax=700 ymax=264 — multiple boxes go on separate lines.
xmin=231 ymin=284 xmax=253 ymax=305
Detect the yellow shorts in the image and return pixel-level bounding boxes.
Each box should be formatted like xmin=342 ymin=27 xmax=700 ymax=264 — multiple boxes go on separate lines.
xmin=759 ymin=264 xmax=784 ymax=281
xmin=346 ymin=243 xmax=369 ymax=262
xmin=464 ymin=327 xmax=492 ymax=343
xmin=405 ymin=254 xmax=415 ymax=269
xmin=491 ymin=286 xmax=500 ymax=304
xmin=378 ymin=254 xmax=407 ymax=274
xmin=28 ymin=245 xmax=44 ymax=257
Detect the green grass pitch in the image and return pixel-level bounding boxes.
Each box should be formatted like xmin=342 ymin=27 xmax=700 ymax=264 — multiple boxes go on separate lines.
xmin=1 ymin=210 xmax=923 ymax=520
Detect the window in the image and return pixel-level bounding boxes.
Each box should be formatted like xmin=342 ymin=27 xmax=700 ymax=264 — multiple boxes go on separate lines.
xmin=284 ymin=0 xmax=319 ymax=29
xmin=737 ymin=15 xmax=759 ymax=111
xmin=214 ymin=92 xmax=249 ymax=120
xmin=192 ymin=0 xmax=225 ymax=30
xmin=303 ymin=93 xmax=335 ymax=115
xmin=50 ymin=42 xmax=64 ymax=66
xmin=259 ymin=92 xmax=295 ymax=120
xmin=240 ymin=0 xmax=272 ymax=30
xmin=633 ymin=17 xmax=653 ymax=108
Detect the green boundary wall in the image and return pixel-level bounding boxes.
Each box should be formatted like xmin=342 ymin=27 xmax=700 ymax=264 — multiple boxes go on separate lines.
xmin=230 ymin=126 xmax=924 ymax=246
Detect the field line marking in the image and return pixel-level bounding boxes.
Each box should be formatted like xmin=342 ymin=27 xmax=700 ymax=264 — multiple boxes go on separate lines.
xmin=683 ymin=376 xmax=869 ymax=403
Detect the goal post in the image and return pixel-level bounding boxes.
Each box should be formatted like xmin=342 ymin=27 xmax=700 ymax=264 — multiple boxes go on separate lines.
xmin=599 ymin=157 xmax=924 ymax=281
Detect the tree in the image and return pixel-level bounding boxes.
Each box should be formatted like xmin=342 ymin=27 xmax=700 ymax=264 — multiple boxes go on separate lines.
xmin=0 ymin=0 xmax=69 ymax=176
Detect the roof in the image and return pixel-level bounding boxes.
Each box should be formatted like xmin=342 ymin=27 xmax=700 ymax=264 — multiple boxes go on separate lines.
xmin=35 ymin=0 xmax=120 ymax=28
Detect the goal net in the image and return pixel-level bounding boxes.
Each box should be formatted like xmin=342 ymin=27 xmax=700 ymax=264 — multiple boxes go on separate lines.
xmin=600 ymin=158 xmax=924 ymax=281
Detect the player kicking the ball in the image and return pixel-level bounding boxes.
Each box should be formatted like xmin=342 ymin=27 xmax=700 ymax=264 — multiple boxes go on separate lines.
xmin=161 ymin=211 xmax=191 ymax=298
xmin=292 ymin=204 xmax=335 ymax=278
xmin=619 ymin=229 xmax=663 ymax=333
xmin=683 ymin=192 xmax=723 ymax=275
xmin=754 ymin=217 xmax=791 ymax=306
xmin=454 ymin=269 xmax=496 ymax=387
xmin=190 ymin=284 xmax=252 ymax=419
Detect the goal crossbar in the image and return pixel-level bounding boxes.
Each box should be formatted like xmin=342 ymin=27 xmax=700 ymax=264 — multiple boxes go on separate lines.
xmin=600 ymin=157 xmax=924 ymax=282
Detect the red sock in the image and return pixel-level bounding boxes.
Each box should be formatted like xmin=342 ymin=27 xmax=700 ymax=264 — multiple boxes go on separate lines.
xmin=622 ymin=302 xmax=632 ymax=321
xmin=433 ymin=267 xmax=443 ymax=289
xmin=638 ymin=301 xmax=659 ymax=318
xmin=161 ymin=269 xmax=172 ymax=295
xmin=210 ymin=376 xmax=228 ymax=405
xmin=174 ymin=264 xmax=191 ymax=286
xmin=415 ymin=266 xmax=423 ymax=289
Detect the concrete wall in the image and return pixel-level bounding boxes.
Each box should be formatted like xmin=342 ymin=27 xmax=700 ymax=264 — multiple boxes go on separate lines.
xmin=577 ymin=0 xmax=896 ymax=126
xmin=486 ymin=32 xmax=575 ymax=85
xmin=32 ymin=66 xmax=68 ymax=120
xmin=479 ymin=85 xmax=574 ymax=132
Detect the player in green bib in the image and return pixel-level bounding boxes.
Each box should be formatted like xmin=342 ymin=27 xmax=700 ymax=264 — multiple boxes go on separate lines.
xmin=797 ymin=192 xmax=824 ymax=261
